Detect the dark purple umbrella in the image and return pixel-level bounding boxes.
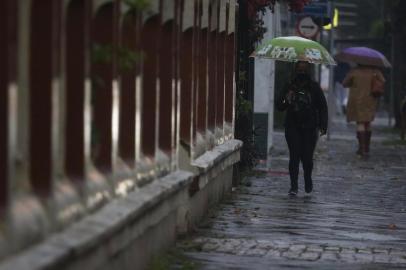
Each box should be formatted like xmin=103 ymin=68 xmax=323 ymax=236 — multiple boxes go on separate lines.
xmin=335 ymin=47 xmax=391 ymax=68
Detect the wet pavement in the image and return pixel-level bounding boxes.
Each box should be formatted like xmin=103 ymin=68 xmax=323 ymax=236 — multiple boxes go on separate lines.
xmin=171 ymin=118 xmax=406 ymax=269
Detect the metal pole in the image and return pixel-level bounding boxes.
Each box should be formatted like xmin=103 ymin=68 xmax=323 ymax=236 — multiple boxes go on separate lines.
xmin=327 ymin=0 xmax=335 ymax=140
xmin=389 ymin=28 xmax=395 ymax=127
xmin=318 ymin=27 xmax=323 ymax=83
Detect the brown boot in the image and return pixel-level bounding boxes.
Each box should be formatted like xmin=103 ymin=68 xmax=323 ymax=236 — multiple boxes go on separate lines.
xmin=356 ymin=131 xmax=363 ymax=155
xmin=365 ymin=131 xmax=371 ymax=154
xmin=356 ymin=131 xmax=367 ymax=158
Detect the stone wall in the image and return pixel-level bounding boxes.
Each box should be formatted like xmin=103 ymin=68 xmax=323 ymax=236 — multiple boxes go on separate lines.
xmin=0 ymin=0 xmax=240 ymax=269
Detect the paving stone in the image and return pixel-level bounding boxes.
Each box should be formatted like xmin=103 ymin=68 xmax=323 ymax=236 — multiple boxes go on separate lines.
xmin=373 ymin=254 xmax=391 ymax=263
xmin=338 ymin=253 xmax=356 ymax=263
xmin=300 ymin=252 xmax=320 ymax=261
xmin=281 ymin=251 xmax=302 ymax=260
xmin=320 ymin=252 xmax=339 ymax=262
xmin=216 ymin=243 xmax=238 ymax=254
xmin=340 ymin=247 xmax=356 ymax=254
xmin=265 ymin=249 xmax=282 ymax=258
xmin=357 ymin=248 xmax=373 ymax=254
xmin=201 ymin=242 xmax=219 ymax=252
xmin=227 ymin=239 xmax=243 ymax=247
xmin=256 ymin=241 xmax=275 ymax=250
xmin=244 ymin=248 xmax=268 ymax=257
xmin=306 ymin=246 xmax=324 ymax=253
xmin=389 ymin=250 xmax=406 ymax=257
xmin=289 ymin=244 xmax=306 ymax=253
xmin=193 ymin=237 xmax=212 ymax=245
xmin=272 ymin=241 xmax=291 ymax=250
xmin=390 ymin=256 xmax=406 ymax=264
xmin=353 ymin=253 xmax=374 ymax=263
xmin=324 ymin=246 xmax=341 ymax=252
xmin=372 ymin=248 xmax=390 ymax=254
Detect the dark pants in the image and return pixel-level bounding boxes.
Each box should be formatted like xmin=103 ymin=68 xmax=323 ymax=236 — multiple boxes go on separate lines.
xmin=285 ymin=126 xmax=318 ymax=191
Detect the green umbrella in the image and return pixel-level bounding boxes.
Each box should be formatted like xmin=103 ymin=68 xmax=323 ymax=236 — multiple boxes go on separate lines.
xmin=251 ymin=36 xmax=336 ymax=65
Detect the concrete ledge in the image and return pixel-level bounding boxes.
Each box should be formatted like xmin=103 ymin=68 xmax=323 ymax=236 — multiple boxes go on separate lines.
xmin=0 ymin=170 xmax=193 ymax=270
xmin=192 ymin=139 xmax=242 ymax=173
xmin=0 ymin=140 xmax=242 ymax=270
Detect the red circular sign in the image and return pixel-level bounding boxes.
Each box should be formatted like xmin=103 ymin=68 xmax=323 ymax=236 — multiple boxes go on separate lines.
xmin=296 ymin=16 xmax=319 ymax=39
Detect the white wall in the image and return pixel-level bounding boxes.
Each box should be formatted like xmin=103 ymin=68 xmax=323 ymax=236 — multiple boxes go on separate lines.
xmin=253 ymin=4 xmax=281 ymax=160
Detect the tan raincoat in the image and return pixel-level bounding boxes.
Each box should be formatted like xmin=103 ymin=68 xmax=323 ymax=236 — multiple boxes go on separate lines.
xmin=342 ymin=66 xmax=385 ymax=123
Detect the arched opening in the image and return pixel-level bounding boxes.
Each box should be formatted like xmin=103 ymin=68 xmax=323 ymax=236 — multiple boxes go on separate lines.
xmin=179 ymin=28 xmax=194 ymax=146
xmin=29 ymin=0 xmax=56 ymax=196
xmin=159 ymin=20 xmax=175 ymax=154
xmin=65 ymin=0 xmax=86 ymax=181
xmin=173 ymin=0 xmax=181 ymax=156
xmin=225 ymin=32 xmax=235 ymax=124
xmin=197 ymin=27 xmax=208 ymax=133
xmin=91 ymin=3 xmax=114 ymax=172
xmin=140 ymin=15 xmax=160 ymax=157
xmin=207 ymin=2 xmax=217 ymax=132
xmin=0 ymin=0 xmax=7 ymax=215
xmin=0 ymin=0 xmax=17 ymax=214
xmin=216 ymin=31 xmax=225 ymax=130
xmin=225 ymin=3 xmax=234 ymax=125
xmin=119 ymin=11 xmax=138 ymax=167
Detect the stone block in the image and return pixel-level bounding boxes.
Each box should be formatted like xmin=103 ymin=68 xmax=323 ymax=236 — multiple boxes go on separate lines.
xmin=300 ymin=252 xmax=320 ymax=261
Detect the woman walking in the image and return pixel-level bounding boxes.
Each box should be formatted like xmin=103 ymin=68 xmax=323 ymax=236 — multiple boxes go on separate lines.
xmin=276 ymin=61 xmax=328 ymax=196
xmin=342 ymin=64 xmax=385 ymax=158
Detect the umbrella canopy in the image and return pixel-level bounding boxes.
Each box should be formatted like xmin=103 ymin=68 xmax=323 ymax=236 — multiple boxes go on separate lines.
xmin=251 ymin=36 xmax=336 ymax=65
xmin=335 ymin=47 xmax=391 ymax=68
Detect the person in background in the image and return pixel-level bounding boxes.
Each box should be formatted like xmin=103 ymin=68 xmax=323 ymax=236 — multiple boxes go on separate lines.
xmin=276 ymin=61 xmax=328 ymax=196
xmin=342 ymin=64 xmax=385 ymax=158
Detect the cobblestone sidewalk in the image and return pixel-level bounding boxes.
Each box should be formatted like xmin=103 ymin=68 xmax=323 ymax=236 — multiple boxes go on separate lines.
xmin=171 ymin=120 xmax=406 ymax=269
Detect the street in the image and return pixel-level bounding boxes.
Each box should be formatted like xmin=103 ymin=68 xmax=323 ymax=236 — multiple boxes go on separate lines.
xmin=170 ymin=118 xmax=406 ymax=269
xmin=3 ymin=2 xmax=406 ymax=269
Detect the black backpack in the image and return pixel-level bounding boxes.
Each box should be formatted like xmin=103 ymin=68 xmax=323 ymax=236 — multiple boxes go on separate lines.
xmin=290 ymin=84 xmax=313 ymax=124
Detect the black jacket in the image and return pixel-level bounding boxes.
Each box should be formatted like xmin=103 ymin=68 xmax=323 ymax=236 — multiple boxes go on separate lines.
xmin=276 ymin=77 xmax=328 ymax=131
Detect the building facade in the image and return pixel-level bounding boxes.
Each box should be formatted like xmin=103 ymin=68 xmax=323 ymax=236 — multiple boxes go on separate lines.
xmin=0 ymin=0 xmax=240 ymax=269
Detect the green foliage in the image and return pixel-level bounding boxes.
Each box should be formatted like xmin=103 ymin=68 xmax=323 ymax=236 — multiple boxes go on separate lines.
xmin=369 ymin=20 xmax=385 ymax=38
xmin=123 ymin=0 xmax=150 ymax=11
xmin=235 ymin=70 xmax=260 ymax=171
xmin=117 ymin=47 xmax=143 ymax=72
xmin=91 ymin=0 xmax=148 ymax=72
xmin=91 ymin=43 xmax=142 ymax=73
xmin=148 ymin=250 xmax=198 ymax=270
xmin=236 ymin=70 xmax=253 ymax=115
xmin=236 ymin=71 xmax=252 ymax=118
xmin=92 ymin=44 xmax=113 ymax=64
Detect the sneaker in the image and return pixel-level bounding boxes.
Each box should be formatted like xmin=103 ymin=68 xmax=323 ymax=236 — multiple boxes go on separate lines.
xmin=305 ymin=185 xmax=313 ymax=193
xmin=288 ymin=189 xmax=298 ymax=196
xmin=305 ymin=183 xmax=313 ymax=193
